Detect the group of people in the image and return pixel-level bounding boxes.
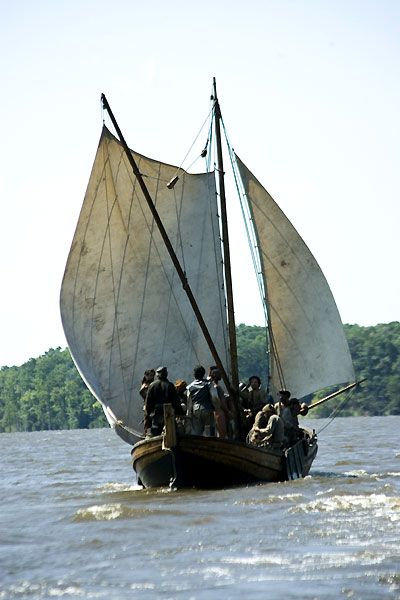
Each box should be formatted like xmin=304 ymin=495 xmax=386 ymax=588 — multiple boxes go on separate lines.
xmin=245 ymin=389 xmax=308 ymax=449
xmin=140 ymin=365 xmax=308 ymax=450
xmin=140 ymin=364 xmax=233 ymax=439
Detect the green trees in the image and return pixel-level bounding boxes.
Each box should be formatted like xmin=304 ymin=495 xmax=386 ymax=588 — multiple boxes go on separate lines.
xmin=342 ymin=322 xmax=400 ymax=416
xmin=0 ymin=321 xmax=399 ymax=432
xmin=236 ymin=324 xmax=269 ymax=385
xmin=236 ymin=322 xmax=400 ymax=417
xmin=0 ymin=348 xmax=105 ymax=433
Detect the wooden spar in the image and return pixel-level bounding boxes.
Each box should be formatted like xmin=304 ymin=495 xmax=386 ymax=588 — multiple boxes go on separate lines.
xmin=100 ymin=93 xmax=232 ymax=391
xmin=308 ymin=379 xmax=366 ymax=410
xmin=212 ymin=78 xmax=240 ymax=404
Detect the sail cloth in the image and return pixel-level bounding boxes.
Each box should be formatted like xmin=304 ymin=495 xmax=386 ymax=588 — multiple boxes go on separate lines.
xmin=60 ymin=127 xmax=229 ymax=438
xmin=235 ymin=155 xmax=355 ymax=399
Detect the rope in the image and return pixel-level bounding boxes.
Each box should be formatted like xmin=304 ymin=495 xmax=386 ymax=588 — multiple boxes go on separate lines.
xmin=316 ymin=387 xmax=355 ymax=434
xmin=219 ymin=117 xmax=287 ymax=390
xmin=169 ymin=105 xmax=214 ymax=180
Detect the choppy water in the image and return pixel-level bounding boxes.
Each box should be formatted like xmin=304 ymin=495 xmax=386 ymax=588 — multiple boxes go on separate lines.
xmin=0 ymin=417 xmax=399 ymax=599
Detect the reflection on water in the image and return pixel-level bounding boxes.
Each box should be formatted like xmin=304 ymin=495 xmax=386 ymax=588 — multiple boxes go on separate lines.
xmin=0 ymin=417 xmax=399 ymax=599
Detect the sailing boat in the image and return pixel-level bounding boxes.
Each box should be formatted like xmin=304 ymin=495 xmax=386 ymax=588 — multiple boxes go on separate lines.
xmin=60 ymin=80 xmax=356 ymax=488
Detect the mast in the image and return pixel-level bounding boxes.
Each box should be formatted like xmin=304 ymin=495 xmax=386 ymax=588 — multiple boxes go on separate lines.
xmin=101 ymin=93 xmax=232 ymax=391
xmin=212 ymin=78 xmax=240 ymax=401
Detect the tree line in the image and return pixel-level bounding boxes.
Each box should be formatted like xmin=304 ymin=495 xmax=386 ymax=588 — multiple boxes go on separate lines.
xmin=237 ymin=321 xmax=400 ymax=417
xmin=0 ymin=321 xmax=399 ymax=432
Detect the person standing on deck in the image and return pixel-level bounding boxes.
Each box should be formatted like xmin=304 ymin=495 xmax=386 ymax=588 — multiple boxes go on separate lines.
xmin=139 ymin=369 xmax=155 ymax=404
xmin=209 ymin=366 xmax=232 ymax=438
xmin=187 ymin=365 xmax=214 ymax=436
xmin=175 ymin=379 xmax=188 ymax=412
xmin=144 ymin=366 xmax=184 ymax=436
xmin=239 ymin=375 xmax=267 ymax=435
xmin=240 ymin=376 xmax=267 ymax=417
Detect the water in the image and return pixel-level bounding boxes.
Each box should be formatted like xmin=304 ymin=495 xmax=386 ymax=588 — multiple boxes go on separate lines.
xmin=1 ymin=417 xmax=399 ymax=599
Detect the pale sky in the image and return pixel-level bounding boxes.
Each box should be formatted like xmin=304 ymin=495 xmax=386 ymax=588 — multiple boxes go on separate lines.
xmin=1 ymin=0 xmax=399 ymax=368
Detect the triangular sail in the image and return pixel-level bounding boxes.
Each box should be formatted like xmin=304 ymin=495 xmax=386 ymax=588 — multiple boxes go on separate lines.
xmin=60 ymin=127 xmax=229 ymax=437
xmin=235 ymin=155 xmax=355 ymax=399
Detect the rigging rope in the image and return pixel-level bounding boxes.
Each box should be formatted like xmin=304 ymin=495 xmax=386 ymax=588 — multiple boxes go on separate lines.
xmin=219 ymin=117 xmax=287 ymax=391
xmin=315 ymin=387 xmax=356 ymax=434
xmin=170 ymin=105 xmax=214 ymax=179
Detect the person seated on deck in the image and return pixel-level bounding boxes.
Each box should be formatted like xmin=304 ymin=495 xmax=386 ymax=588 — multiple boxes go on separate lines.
xmin=143 ymin=366 xmax=184 ymax=437
xmin=208 ymin=366 xmax=233 ymax=439
xmin=247 ymin=404 xmax=284 ymax=449
xmin=282 ymin=397 xmax=304 ymax=445
xmin=274 ymin=389 xmax=291 ymax=415
xmin=186 ymin=365 xmax=215 ymax=436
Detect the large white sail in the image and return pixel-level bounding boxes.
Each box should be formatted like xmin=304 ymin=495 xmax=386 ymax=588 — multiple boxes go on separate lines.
xmin=235 ymin=155 xmax=355 ymax=399
xmin=60 ymin=127 xmax=229 ymax=436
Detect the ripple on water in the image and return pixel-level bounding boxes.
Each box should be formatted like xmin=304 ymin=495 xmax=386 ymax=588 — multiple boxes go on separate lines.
xmin=98 ymin=482 xmax=142 ymax=493
xmin=0 ymin=582 xmax=84 ymax=599
xmin=289 ymin=492 xmax=400 ymax=520
xmin=234 ymin=493 xmax=304 ymax=507
xmin=378 ymin=573 xmax=400 ymax=592
xmin=73 ymin=504 xmax=187 ymax=522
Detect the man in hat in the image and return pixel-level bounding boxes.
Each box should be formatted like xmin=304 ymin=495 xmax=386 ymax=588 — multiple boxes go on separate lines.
xmin=144 ymin=366 xmax=184 ymax=436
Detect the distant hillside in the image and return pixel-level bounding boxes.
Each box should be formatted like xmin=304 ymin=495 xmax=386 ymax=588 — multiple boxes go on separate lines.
xmin=0 ymin=322 xmax=398 ymax=432
xmin=237 ymin=322 xmax=400 ymax=417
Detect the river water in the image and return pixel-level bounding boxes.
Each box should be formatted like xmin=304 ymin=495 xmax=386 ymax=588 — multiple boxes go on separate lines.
xmin=0 ymin=417 xmax=399 ymax=599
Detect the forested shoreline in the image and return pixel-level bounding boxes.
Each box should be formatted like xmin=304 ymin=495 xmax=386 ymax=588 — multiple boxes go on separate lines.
xmin=0 ymin=322 xmax=399 ymax=432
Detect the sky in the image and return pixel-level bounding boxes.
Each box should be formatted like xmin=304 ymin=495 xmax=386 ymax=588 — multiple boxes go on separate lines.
xmin=1 ymin=0 xmax=399 ymax=368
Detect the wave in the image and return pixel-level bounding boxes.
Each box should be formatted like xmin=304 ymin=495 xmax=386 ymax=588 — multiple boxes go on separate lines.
xmin=73 ymin=503 xmax=186 ymax=522
xmin=236 ymin=493 xmax=304 ymax=506
xmin=289 ymin=493 xmax=400 ymax=517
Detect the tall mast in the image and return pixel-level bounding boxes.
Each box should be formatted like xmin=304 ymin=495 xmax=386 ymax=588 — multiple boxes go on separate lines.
xmin=101 ymin=93 xmax=232 ymax=391
xmin=212 ymin=78 xmax=240 ymax=400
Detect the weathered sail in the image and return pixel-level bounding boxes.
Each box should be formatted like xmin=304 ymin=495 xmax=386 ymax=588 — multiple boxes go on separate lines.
xmin=60 ymin=127 xmax=229 ymax=438
xmin=235 ymin=155 xmax=355 ymax=398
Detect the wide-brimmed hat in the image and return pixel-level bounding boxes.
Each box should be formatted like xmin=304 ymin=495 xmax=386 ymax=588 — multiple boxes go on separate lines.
xmin=175 ymin=379 xmax=187 ymax=392
xmin=262 ymin=404 xmax=276 ymax=414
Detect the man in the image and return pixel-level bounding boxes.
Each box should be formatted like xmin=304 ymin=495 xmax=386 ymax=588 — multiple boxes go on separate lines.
xmin=209 ymin=366 xmax=232 ymax=438
xmin=139 ymin=369 xmax=155 ymax=403
xmin=247 ymin=404 xmax=284 ymax=448
xmin=240 ymin=376 xmax=267 ymax=414
xmin=239 ymin=375 xmax=267 ymax=435
xmin=281 ymin=397 xmax=303 ymax=445
xmin=144 ymin=366 xmax=184 ymax=436
xmin=187 ymin=365 xmax=214 ymax=436
xmin=275 ymin=389 xmax=291 ymax=414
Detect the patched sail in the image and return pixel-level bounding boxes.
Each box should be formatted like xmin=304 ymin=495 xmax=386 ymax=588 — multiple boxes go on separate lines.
xmin=60 ymin=127 xmax=229 ymax=437
xmin=235 ymin=155 xmax=355 ymax=399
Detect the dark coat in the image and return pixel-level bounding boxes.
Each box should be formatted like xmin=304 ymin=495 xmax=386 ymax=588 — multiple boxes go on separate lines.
xmin=144 ymin=378 xmax=184 ymax=431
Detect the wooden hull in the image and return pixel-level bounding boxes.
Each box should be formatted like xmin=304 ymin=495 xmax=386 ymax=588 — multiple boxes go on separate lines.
xmin=131 ymin=430 xmax=318 ymax=489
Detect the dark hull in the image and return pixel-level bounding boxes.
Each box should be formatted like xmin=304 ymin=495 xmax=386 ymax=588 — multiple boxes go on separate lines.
xmin=131 ymin=431 xmax=318 ymax=489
